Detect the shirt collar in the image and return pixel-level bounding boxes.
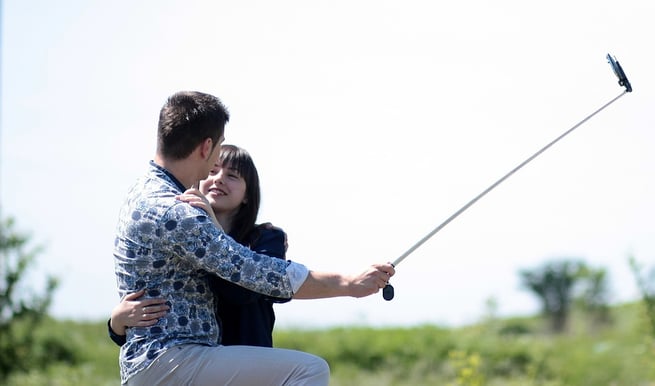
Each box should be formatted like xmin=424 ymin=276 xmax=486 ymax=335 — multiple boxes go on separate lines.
xmin=149 ymin=160 xmax=187 ymax=192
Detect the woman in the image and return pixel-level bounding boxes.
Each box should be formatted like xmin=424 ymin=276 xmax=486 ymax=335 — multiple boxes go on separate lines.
xmin=109 ymin=144 xmax=289 ymax=348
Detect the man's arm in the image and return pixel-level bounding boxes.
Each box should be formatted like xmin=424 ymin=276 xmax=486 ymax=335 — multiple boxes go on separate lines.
xmin=174 ymin=192 xmax=394 ymax=300
xmin=293 ymin=263 xmax=395 ymax=299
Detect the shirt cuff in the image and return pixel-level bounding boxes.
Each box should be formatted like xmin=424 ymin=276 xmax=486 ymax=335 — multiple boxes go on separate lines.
xmin=107 ymin=319 xmax=127 ymax=346
xmin=286 ymin=261 xmax=309 ymax=294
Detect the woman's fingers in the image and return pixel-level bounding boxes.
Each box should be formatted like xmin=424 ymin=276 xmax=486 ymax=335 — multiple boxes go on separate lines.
xmin=122 ymin=289 xmax=146 ymax=301
xmin=178 ymin=194 xmax=210 ymax=209
xmin=135 ymin=309 xmax=168 ymax=325
xmin=136 ymin=302 xmax=170 ymax=322
xmin=142 ymin=304 xmax=170 ymax=314
xmin=140 ymin=298 xmax=168 ymax=307
xmin=138 ymin=319 xmax=160 ymax=327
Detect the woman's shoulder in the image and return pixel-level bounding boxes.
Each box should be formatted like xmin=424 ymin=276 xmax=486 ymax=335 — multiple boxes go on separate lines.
xmin=249 ymin=223 xmax=287 ymax=259
xmin=256 ymin=223 xmax=285 ymax=237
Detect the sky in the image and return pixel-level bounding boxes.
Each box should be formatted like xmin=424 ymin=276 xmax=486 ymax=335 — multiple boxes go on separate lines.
xmin=2 ymin=1 xmax=654 ymax=328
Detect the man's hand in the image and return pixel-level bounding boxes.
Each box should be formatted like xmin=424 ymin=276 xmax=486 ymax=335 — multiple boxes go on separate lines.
xmin=345 ymin=263 xmax=396 ymax=298
xmin=293 ymin=263 xmax=395 ymax=299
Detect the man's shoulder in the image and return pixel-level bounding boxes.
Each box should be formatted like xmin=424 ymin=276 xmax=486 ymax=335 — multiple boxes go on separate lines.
xmin=121 ymin=176 xmax=206 ymax=225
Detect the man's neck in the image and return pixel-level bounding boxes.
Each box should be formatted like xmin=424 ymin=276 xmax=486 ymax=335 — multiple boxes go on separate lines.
xmin=153 ymin=154 xmax=198 ymax=190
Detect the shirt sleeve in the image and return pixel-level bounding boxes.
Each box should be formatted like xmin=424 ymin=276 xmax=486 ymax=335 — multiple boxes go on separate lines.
xmin=285 ymin=261 xmax=309 ymax=294
xmin=251 ymin=226 xmax=308 ymax=294
xmin=107 ymin=319 xmax=127 ymax=346
xmin=161 ymin=203 xmax=304 ymax=298
xmin=211 ymin=227 xmax=291 ymax=305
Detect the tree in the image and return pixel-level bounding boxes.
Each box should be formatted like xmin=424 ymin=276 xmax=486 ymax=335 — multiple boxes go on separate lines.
xmin=0 ymin=215 xmax=59 ymax=380
xmin=519 ymin=259 xmax=584 ymax=332
xmin=576 ymin=265 xmax=612 ymax=327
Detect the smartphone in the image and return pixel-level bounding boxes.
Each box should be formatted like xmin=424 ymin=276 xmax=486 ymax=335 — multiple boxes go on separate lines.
xmin=606 ymin=54 xmax=632 ymax=92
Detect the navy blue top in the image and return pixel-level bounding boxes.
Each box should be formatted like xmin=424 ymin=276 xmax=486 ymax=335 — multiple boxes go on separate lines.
xmin=210 ymin=226 xmax=290 ymax=347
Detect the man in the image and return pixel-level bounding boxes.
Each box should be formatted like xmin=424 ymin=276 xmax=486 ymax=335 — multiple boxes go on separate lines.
xmin=113 ymin=91 xmax=395 ymax=385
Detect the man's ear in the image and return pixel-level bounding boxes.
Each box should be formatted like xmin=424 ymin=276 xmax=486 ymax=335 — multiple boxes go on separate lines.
xmin=199 ymin=137 xmax=214 ymax=159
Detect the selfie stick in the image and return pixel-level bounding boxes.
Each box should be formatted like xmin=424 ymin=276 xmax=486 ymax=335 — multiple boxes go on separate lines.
xmin=383 ymin=54 xmax=632 ymax=301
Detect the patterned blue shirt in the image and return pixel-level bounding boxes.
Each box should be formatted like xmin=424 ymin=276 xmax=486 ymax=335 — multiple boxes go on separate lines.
xmin=113 ymin=161 xmax=305 ymax=384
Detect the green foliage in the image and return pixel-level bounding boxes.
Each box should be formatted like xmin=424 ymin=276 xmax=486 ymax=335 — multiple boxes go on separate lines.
xmin=275 ymin=324 xmax=454 ymax=378
xmin=447 ymin=350 xmax=484 ymax=386
xmin=2 ymin=302 xmax=654 ymax=386
xmin=5 ymin=319 xmax=120 ymax=386
xmin=0 ymin=215 xmax=72 ymax=380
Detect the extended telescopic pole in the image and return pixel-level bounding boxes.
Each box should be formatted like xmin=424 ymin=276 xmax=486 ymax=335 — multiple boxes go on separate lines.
xmin=383 ymin=54 xmax=632 ymax=301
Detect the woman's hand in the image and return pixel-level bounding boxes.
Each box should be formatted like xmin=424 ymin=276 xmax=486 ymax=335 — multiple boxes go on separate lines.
xmin=109 ymin=289 xmax=170 ymax=336
xmin=176 ymin=187 xmax=223 ymax=230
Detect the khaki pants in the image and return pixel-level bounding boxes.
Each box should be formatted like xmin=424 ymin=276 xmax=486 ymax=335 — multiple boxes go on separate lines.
xmin=126 ymin=344 xmax=330 ymax=386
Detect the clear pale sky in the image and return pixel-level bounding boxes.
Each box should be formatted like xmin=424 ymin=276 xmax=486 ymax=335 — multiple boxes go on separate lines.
xmin=2 ymin=1 xmax=654 ymax=328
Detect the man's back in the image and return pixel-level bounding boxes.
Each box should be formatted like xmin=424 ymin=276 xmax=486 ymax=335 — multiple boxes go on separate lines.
xmin=114 ymin=163 xmax=221 ymax=382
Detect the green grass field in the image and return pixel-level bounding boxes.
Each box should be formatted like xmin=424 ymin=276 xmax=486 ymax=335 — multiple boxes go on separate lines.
xmin=5 ymin=302 xmax=654 ymax=386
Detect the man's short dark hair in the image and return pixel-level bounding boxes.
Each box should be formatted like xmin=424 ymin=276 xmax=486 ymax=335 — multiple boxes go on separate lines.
xmin=157 ymin=91 xmax=230 ymax=160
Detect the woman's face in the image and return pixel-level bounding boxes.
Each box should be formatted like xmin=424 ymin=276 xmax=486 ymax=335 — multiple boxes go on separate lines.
xmin=199 ymin=162 xmax=247 ymax=215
